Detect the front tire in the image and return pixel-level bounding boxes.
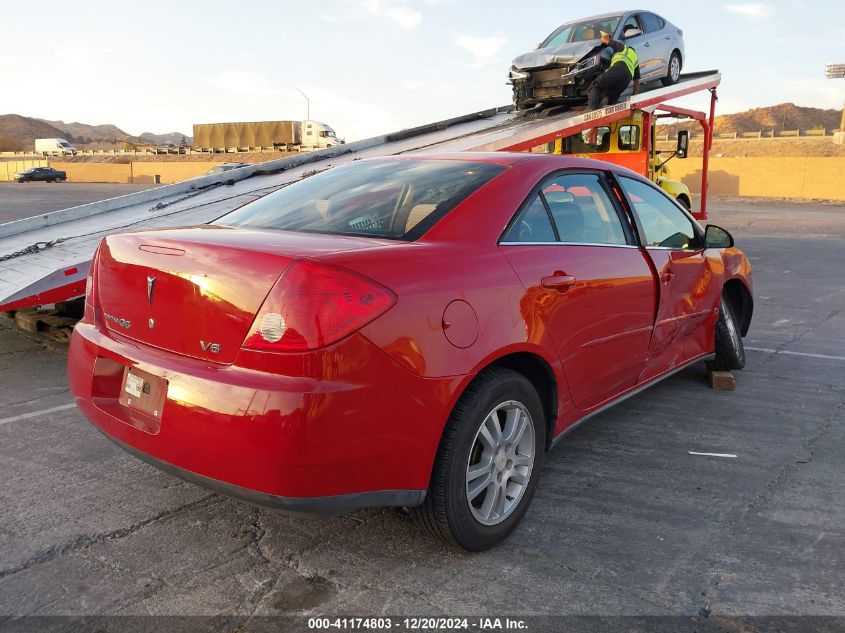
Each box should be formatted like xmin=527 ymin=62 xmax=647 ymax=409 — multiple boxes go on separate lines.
xmin=412 ymin=367 xmax=545 ymax=551
xmin=662 ymin=51 xmax=682 ymax=86
xmin=708 ymin=294 xmax=746 ymax=371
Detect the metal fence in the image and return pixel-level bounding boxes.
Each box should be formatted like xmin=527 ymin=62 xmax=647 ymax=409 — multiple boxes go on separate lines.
xmin=0 ymin=144 xmax=324 ymax=159
xmin=658 ymin=128 xmax=838 ymax=141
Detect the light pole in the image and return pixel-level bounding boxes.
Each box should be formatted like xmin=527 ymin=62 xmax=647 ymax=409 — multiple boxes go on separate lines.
xmin=825 ymin=64 xmax=845 ymax=143
xmin=294 ymin=88 xmax=310 ymax=121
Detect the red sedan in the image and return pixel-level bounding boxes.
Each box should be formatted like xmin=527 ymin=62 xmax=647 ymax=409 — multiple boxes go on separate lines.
xmin=68 ymin=153 xmax=752 ymax=551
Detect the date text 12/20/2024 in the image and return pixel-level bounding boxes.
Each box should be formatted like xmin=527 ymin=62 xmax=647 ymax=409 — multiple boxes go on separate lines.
xmin=307 ymin=617 xmax=528 ymax=630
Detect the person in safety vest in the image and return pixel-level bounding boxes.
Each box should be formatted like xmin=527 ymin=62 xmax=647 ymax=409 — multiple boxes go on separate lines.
xmin=587 ymin=32 xmax=640 ymax=111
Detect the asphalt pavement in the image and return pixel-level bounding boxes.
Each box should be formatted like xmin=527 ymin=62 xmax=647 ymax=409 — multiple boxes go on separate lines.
xmin=0 ymin=198 xmax=843 ymax=629
xmin=0 ymin=182 xmax=158 ymax=223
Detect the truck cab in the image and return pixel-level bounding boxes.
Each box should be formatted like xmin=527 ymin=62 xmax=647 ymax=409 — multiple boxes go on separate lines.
xmin=547 ymin=112 xmax=693 ymax=210
xmin=301 ymin=121 xmax=343 ymax=149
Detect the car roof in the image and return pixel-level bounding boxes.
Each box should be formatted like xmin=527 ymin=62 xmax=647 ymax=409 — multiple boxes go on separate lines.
xmin=560 ymin=9 xmax=663 ymax=22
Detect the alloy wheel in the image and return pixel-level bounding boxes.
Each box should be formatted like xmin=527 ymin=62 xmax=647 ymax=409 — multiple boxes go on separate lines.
xmin=465 ymin=400 xmax=535 ymax=526
xmin=670 ymin=56 xmax=681 ymax=82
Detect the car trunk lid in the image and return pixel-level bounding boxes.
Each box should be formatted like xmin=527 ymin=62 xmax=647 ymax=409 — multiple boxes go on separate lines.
xmin=97 ymin=226 xmax=391 ymax=364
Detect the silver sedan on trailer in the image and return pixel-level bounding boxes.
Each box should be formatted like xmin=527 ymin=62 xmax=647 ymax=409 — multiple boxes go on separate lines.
xmin=509 ymin=10 xmax=686 ymax=110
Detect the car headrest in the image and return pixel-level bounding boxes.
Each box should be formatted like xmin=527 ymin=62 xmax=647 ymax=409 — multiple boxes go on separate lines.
xmin=544 ymin=190 xmax=575 ymax=204
xmin=405 ymin=204 xmax=437 ymax=231
xmin=547 ymin=201 xmax=585 ymax=241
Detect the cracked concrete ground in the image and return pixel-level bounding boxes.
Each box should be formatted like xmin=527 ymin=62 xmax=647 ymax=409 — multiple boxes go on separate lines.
xmin=0 ymin=198 xmax=843 ymax=624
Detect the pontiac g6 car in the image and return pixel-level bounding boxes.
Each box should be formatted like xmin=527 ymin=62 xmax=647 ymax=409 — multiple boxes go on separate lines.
xmin=69 ymin=153 xmax=752 ymax=551
xmin=509 ymin=10 xmax=685 ymax=110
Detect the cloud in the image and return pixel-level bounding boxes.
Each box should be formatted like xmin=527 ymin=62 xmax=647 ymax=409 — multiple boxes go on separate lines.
xmin=724 ymin=3 xmax=773 ymax=17
xmin=453 ymin=33 xmax=509 ymax=68
xmin=358 ymin=1 xmax=422 ymax=28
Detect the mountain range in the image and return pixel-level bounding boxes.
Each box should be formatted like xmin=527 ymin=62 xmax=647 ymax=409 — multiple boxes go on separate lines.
xmin=658 ymin=103 xmax=842 ymax=135
xmin=0 ymin=114 xmax=191 ymax=150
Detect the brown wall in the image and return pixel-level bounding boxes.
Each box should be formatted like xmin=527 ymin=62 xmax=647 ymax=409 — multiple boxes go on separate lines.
xmin=669 ymin=157 xmax=845 ymax=201
xmin=12 ymin=157 xmax=843 ymax=201
xmin=1 ymin=160 xmax=48 ymax=182
xmin=46 ymin=161 xmax=220 ymax=184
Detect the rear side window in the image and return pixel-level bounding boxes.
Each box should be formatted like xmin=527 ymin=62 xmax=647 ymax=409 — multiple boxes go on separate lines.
xmin=502 ymin=172 xmax=630 ymax=246
xmin=641 ymin=13 xmax=663 ymax=33
xmin=501 ymin=193 xmax=556 ymax=243
xmin=215 ymin=159 xmax=506 ymax=240
xmin=543 ymin=174 xmax=628 ymax=245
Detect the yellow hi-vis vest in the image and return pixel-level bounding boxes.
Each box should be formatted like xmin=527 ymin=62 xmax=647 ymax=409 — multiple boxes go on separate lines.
xmin=611 ymin=46 xmax=638 ymax=77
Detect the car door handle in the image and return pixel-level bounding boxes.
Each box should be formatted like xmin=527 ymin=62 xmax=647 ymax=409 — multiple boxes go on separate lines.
xmin=541 ymin=273 xmax=577 ymax=292
xmin=660 ymin=270 xmax=675 ymax=284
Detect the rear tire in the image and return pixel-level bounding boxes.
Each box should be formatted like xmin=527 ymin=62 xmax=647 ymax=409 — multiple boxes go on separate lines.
xmin=662 ymin=51 xmax=682 ymax=86
xmin=677 ymin=195 xmax=691 ymax=210
xmin=54 ymin=177 xmax=62 ymax=183
xmin=411 ymin=367 xmax=545 ymax=551
xmin=708 ymin=294 xmax=745 ymax=371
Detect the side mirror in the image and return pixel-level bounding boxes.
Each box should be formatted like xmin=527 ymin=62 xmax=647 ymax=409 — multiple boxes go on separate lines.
xmin=533 ymin=42 xmax=542 ymax=50
xmin=676 ymin=130 xmax=689 ymax=158
xmin=704 ymin=224 xmax=734 ymax=249
xmin=622 ymin=27 xmax=642 ymax=39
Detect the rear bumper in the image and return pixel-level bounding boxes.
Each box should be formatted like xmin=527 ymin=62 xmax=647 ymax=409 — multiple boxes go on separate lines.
xmin=103 ymin=432 xmax=425 ymax=516
xmin=69 ymin=322 xmax=463 ymax=511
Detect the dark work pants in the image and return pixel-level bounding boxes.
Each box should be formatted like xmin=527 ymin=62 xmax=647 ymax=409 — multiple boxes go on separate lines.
xmin=588 ymin=65 xmax=632 ymax=110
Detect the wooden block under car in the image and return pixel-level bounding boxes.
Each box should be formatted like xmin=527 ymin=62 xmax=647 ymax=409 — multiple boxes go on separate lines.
xmin=708 ymin=370 xmax=736 ymax=391
xmin=14 ymin=308 xmax=58 ymax=333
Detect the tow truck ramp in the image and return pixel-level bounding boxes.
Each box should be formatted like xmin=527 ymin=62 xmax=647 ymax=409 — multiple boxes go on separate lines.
xmin=0 ymin=71 xmax=720 ymax=312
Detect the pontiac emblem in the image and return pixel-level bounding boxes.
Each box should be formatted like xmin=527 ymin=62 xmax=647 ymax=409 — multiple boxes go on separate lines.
xmin=147 ymin=276 xmax=156 ymax=305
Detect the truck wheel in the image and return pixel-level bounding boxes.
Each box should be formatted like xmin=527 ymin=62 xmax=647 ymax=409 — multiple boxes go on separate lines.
xmin=662 ymin=51 xmax=682 ymax=86
xmin=54 ymin=177 xmax=62 ymax=183
xmin=411 ymin=367 xmax=545 ymax=551
xmin=707 ymin=294 xmax=745 ymax=371
xmin=677 ymin=195 xmax=691 ymax=210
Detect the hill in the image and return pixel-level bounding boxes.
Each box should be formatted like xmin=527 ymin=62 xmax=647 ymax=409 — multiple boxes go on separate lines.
xmin=660 ymin=103 xmax=842 ymax=135
xmin=0 ymin=114 xmax=191 ymax=150
xmin=140 ymin=131 xmax=192 ymax=146
xmin=40 ymin=119 xmax=138 ymax=144
xmin=0 ymin=115 xmax=67 ymax=151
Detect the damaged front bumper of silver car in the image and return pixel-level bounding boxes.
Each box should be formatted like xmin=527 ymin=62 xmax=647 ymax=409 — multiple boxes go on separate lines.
xmin=509 ymin=53 xmax=604 ymax=109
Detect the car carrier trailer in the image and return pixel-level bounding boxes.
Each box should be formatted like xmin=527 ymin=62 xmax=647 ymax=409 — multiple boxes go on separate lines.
xmin=0 ymin=71 xmax=720 ymax=313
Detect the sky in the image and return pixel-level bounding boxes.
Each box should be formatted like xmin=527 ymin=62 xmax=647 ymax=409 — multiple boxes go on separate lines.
xmin=1 ymin=0 xmax=843 ymax=141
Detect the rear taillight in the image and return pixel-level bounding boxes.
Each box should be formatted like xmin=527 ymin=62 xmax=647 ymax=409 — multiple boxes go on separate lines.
xmin=82 ymin=246 xmax=101 ymax=324
xmin=242 ymin=260 xmax=396 ymax=352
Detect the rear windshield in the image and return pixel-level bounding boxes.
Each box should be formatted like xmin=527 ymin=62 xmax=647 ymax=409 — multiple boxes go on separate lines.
xmin=215 ymin=159 xmax=507 ymax=240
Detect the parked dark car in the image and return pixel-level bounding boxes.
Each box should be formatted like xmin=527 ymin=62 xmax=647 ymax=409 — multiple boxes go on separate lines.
xmin=15 ymin=167 xmax=68 ymax=183
xmin=509 ymin=10 xmax=685 ymax=110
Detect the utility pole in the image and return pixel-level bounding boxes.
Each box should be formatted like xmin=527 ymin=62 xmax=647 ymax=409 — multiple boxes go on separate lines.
xmin=825 ymin=64 xmax=845 ymax=144
xmin=295 ymin=88 xmax=310 ymax=121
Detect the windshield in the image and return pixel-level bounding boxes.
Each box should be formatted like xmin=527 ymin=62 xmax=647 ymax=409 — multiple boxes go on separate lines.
xmin=541 ymin=15 xmax=621 ymax=47
xmin=215 ymin=159 xmax=507 ymax=240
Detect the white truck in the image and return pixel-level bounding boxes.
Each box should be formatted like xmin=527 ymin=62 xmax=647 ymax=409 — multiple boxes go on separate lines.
xmin=35 ymin=138 xmax=77 ymax=156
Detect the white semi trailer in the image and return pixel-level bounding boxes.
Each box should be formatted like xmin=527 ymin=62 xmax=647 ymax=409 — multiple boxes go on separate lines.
xmin=192 ymin=120 xmax=343 ymax=152
xmin=34 ymin=138 xmax=77 ymax=156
